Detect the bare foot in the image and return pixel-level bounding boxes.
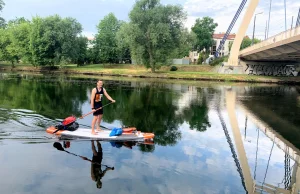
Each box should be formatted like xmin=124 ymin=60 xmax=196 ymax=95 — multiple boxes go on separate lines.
xmin=96 ymin=127 xmax=102 ymax=132
xmin=91 ymin=130 xmax=98 ymax=135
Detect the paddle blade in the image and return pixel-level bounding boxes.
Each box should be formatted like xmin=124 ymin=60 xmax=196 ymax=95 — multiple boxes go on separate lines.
xmin=53 ymin=142 xmax=64 ymax=151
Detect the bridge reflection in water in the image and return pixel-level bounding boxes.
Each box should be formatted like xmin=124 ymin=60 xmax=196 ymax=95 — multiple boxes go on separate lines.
xmin=220 ymin=88 xmax=300 ymax=194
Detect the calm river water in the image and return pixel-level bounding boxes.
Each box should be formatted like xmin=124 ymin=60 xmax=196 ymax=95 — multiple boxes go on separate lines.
xmin=0 ymin=72 xmax=299 ymax=194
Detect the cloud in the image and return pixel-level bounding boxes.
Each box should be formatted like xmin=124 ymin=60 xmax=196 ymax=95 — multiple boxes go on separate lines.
xmin=1 ymin=0 xmax=134 ymax=34
xmin=183 ymin=0 xmax=247 ymax=32
xmin=183 ymin=0 xmax=300 ymax=37
xmin=2 ymin=0 xmax=298 ymax=38
xmin=81 ymin=31 xmax=96 ymax=40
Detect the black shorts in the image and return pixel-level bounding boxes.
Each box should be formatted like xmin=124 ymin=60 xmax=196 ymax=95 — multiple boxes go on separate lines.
xmin=93 ymin=104 xmax=103 ymax=116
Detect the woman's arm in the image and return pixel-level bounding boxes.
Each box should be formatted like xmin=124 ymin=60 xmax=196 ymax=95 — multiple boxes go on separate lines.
xmin=91 ymin=88 xmax=96 ymax=109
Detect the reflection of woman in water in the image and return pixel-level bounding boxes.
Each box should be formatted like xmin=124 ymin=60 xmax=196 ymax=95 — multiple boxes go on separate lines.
xmin=91 ymin=140 xmax=114 ymax=189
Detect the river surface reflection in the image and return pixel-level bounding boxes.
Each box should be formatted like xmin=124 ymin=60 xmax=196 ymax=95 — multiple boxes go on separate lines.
xmin=0 ymin=73 xmax=299 ymax=194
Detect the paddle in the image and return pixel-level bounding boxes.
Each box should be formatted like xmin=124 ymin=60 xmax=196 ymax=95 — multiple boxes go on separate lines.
xmin=79 ymin=101 xmax=114 ymax=119
xmin=52 ymin=101 xmax=114 ymax=134
xmin=53 ymin=142 xmax=114 ymax=169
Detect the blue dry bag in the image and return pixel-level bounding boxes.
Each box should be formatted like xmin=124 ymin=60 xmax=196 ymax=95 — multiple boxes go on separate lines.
xmin=109 ymin=128 xmax=123 ymax=137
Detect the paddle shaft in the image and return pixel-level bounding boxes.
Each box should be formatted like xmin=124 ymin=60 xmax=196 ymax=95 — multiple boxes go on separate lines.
xmin=79 ymin=101 xmax=114 ymax=119
xmin=64 ymin=150 xmax=112 ymax=168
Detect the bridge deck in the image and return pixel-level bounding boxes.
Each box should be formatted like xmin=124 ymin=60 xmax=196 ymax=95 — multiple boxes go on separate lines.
xmin=239 ymin=26 xmax=300 ymax=62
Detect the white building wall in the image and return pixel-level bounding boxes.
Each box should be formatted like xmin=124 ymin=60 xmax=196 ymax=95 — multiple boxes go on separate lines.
xmin=213 ymin=39 xmax=234 ymax=56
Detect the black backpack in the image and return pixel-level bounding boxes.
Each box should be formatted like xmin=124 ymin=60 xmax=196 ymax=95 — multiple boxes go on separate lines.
xmin=55 ymin=122 xmax=79 ymax=131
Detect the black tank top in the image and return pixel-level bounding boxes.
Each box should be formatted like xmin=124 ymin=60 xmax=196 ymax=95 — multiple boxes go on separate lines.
xmin=94 ymin=87 xmax=104 ymax=107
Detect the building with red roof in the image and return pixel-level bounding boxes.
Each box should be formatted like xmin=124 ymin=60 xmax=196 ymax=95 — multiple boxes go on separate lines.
xmin=189 ymin=33 xmax=249 ymax=64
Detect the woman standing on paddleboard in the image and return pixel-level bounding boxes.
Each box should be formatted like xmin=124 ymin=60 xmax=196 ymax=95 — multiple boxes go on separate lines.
xmin=91 ymin=80 xmax=115 ymax=135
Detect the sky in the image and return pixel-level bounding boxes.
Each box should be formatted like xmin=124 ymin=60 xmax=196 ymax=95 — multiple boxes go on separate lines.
xmin=1 ymin=0 xmax=299 ymax=39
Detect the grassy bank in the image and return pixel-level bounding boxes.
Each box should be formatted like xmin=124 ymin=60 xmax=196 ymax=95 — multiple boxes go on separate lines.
xmin=1 ymin=63 xmax=300 ymax=84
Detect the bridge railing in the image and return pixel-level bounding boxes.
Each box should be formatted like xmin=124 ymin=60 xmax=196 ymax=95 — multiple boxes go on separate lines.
xmin=239 ymin=26 xmax=300 ymax=55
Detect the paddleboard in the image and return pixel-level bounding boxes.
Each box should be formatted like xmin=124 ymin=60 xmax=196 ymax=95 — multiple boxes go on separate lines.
xmin=46 ymin=126 xmax=155 ymax=142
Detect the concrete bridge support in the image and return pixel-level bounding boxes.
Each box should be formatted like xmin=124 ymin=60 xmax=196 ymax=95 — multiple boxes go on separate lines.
xmin=227 ymin=0 xmax=260 ymax=67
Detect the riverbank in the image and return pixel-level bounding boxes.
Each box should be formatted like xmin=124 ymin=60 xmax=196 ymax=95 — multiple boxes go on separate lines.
xmin=1 ymin=63 xmax=300 ymax=84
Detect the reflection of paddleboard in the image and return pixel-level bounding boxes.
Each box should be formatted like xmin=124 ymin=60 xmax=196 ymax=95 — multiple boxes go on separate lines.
xmin=46 ymin=126 xmax=155 ymax=142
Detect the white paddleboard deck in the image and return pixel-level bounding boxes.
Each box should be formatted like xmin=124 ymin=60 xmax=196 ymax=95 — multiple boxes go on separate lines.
xmin=59 ymin=128 xmax=145 ymax=141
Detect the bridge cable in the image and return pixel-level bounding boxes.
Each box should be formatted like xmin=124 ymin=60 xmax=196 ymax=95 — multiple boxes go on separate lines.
xmin=284 ymin=153 xmax=292 ymax=190
xmin=284 ymin=0 xmax=287 ymax=31
xmin=266 ymin=0 xmax=273 ymax=39
xmin=244 ymin=116 xmax=248 ymax=140
xmin=215 ymin=105 xmax=248 ymax=193
xmin=260 ymin=141 xmax=275 ymax=194
xmin=296 ymin=8 xmax=300 ymax=27
xmin=253 ymin=128 xmax=259 ymax=180
xmin=214 ymin=0 xmax=248 ymax=58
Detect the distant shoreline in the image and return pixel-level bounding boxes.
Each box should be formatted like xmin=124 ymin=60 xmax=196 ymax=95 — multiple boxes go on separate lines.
xmin=1 ymin=64 xmax=300 ymax=85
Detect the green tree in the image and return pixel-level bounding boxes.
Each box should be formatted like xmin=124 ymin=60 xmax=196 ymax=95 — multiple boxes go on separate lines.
xmin=228 ymin=37 xmax=261 ymax=52
xmin=30 ymin=15 xmax=83 ymax=66
xmin=240 ymin=37 xmax=260 ymax=50
xmin=0 ymin=18 xmax=31 ymax=67
xmin=116 ymin=22 xmax=131 ymax=63
xmin=123 ymin=0 xmax=187 ymax=72
xmin=0 ymin=0 xmax=5 ymax=28
xmin=172 ymin=28 xmax=197 ymax=58
xmin=59 ymin=17 xmax=83 ymax=64
xmin=30 ymin=16 xmax=50 ymax=66
xmin=85 ymin=38 xmax=100 ymax=64
xmin=6 ymin=18 xmax=32 ymax=64
xmin=192 ymin=17 xmax=218 ymax=52
xmin=0 ymin=28 xmax=18 ymax=66
xmin=86 ymin=47 xmax=98 ymax=64
xmin=74 ymin=36 xmax=88 ymax=66
xmin=95 ymin=13 xmax=121 ymax=63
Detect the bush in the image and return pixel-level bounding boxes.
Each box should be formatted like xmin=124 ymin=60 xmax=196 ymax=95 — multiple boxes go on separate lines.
xmin=170 ymin=66 xmax=178 ymax=71
xmin=197 ymin=55 xmax=203 ymax=64
xmin=197 ymin=52 xmax=210 ymax=65
xmin=210 ymin=56 xmax=228 ymax=66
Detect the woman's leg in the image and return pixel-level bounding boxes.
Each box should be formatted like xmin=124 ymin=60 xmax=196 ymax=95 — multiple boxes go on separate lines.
xmin=91 ymin=115 xmax=98 ymax=135
xmin=96 ymin=114 xmax=103 ymax=131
